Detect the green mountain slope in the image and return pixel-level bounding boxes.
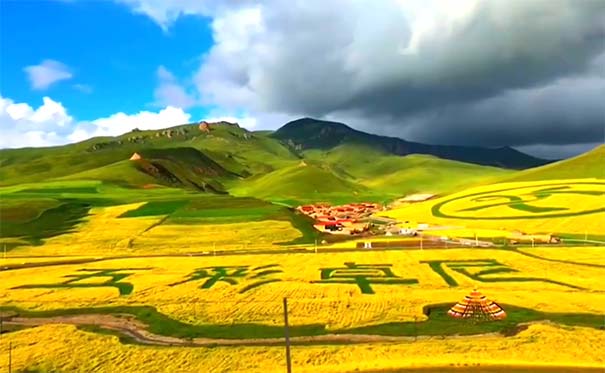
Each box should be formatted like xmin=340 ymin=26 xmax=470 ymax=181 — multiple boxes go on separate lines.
xmin=60 ymin=147 xmax=232 ymax=192
xmin=228 ymin=161 xmax=367 ymax=203
xmin=303 ymin=144 xmax=512 ymax=195
xmin=0 ymin=122 xmax=297 ymax=188
xmin=0 ymin=118 xmax=525 ymax=204
xmin=502 ymin=144 xmax=604 ymax=182
xmin=272 ymin=118 xmax=548 ymax=169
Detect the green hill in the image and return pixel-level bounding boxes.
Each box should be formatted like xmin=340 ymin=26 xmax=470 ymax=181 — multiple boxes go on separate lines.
xmin=60 ymin=147 xmax=232 ymax=192
xmin=0 ymin=122 xmax=296 ymax=188
xmin=0 ymin=118 xmax=526 ymax=204
xmin=502 ymin=144 xmax=604 ymax=182
xmin=228 ymin=161 xmax=368 ymax=204
xmin=303 ymin=144 xmax=512 ymax=195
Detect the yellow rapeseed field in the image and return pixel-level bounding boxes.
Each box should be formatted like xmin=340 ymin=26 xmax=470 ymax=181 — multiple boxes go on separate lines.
xmin=3 ymin=249 xmax=604 ymax=328
xmin=1 ymin=323 xmax=604 ymax=372
xmin=383 ymin=178 xmax=605 ymax=235
xmin=11 ymin=203 xmax=302 ymax=256
xmin=133 ymin=220 xmax=301 ymax=252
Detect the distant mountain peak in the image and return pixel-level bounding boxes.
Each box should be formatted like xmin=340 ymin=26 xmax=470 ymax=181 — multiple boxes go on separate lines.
xmin=273 ymin=117 xmax=548 ymax=169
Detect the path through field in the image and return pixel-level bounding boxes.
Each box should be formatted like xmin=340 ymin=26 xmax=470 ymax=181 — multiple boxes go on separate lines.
xmin=4 ymin=313 xmax=512 ymax=347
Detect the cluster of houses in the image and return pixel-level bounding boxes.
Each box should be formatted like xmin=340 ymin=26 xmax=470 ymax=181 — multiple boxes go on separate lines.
xmin=297 ymin=202 xmax=381 ymax=235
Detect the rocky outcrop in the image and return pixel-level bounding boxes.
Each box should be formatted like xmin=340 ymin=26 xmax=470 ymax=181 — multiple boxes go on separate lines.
xmin=199 ymin=121 xmax=211 ymax=132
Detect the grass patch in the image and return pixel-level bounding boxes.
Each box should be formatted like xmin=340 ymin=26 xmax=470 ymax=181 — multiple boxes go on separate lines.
xmin=119 ymin=200 xmax=188 ymax=217
xmin=18 ymin=187 xmax=99 ymax=194
xmin=2 ymin=304 xmax=602 ymax=341
xmin=0 ymin=201 xmax=90 ymax=246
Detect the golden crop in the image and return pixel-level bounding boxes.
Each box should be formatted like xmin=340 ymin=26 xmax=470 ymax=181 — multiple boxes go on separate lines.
xmin=383 ymin=178 xmax=605 ymax=235
xmin=11 ymin=203 xmax=302 ymax=256
xmin=1 ymin=323 xmax=604 ymax=373
xmin=3 ymin=249 xmax=604 ymax=328
xmin=133 ymin=220 xmax=301 ymax=252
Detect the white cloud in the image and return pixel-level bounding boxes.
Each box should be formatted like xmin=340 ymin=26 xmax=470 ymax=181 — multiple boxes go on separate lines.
xmin=24 ymin=60 xmax=73 ymax=90
xmin=0 ymin=94 xmax=191 ymax=148
xmin=0 ymin=95 xmax=74 ymax=148
xmin=153 ymin=66 xmax=196 ymax=109
xmin=84 ymin=106 xmax=191 ymax=137
xmin=115 ymin=0 xmax=237 ymax=30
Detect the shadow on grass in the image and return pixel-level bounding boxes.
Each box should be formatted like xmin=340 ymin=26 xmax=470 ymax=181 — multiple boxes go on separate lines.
xmin=2 ymin=303 xmax=603 ymax=342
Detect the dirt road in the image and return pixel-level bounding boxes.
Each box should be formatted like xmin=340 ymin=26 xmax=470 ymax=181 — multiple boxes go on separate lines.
xmin=4 ymin=314 xmax=503 ymax=347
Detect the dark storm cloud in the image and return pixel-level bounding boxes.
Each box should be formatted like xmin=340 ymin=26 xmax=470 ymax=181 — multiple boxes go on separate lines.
xmin=192 ymin=0 xmax=605 ymax=149
xmin=125 ymin=0 xmax=605 ymax=152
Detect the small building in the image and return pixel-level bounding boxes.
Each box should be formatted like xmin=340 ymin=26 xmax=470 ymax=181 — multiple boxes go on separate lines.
xmin=129 ymin=152 xmax=142 ymax=161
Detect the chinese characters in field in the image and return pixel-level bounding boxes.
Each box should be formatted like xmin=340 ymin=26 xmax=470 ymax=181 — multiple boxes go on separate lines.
xmin=420 ymin=259 xmax=583 ymax=289
xmin=12 ymin=268 xmax=151 ymax=296
xmin=11 ymin=258 xmax=583 ymax=296
xmin=170 ymin=264 xmax=283 ymax=293
xmin=311 ymin=262 xmax=418 ymax=294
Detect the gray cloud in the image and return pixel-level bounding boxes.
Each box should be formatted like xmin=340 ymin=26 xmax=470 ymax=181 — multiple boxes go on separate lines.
xmin=193 ymin=0 xmax=605 ymax=152
xmin=122 ymin=0 xmax=605 ymax=156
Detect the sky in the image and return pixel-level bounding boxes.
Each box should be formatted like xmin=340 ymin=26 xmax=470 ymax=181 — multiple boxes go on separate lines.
xmin=1 ymin=0 xmax=604 ymax=159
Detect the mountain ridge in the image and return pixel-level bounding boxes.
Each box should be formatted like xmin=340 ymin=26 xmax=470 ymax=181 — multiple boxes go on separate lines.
xmin=272 ymin=118 xmax=549 ymax=169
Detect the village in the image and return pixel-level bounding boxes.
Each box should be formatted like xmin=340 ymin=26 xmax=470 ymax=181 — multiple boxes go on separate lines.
xmin=297 ymin=193 xmax=562 ymax=247
xmin=296 ymin=202 xmax=381 ymax=235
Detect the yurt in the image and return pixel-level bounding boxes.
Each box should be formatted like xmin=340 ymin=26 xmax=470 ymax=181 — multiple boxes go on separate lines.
xmin=448 ymin=289 xmax=506 ymax=321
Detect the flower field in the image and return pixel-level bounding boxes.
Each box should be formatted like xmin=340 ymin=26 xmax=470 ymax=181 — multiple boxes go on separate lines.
xmin=2 ymin=178 xmax=604 ymax=372
xmin=2 ymin=322 xmax=604 ymax=373
xmin=383 ymin=179 xmax=605 ymax=235
xmin=11 ymin=202 xmax=304 ymax=256
xmin=2 ymin=249 xmax=604 ymax=329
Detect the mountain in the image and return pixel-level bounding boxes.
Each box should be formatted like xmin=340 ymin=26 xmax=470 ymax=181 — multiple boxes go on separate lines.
xmin=0 ymin=122 xmax=297 ymax=187
xmin=272 ymin=118 xmax=548 ymax=169
xmin=0 ymin=118 xmax=553 ymax=204
xmin=502 ymin=144 xmax=604 ymax=181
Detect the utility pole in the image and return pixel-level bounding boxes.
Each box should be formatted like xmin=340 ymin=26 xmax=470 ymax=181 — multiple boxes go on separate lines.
xmin=283 ymin=298 xmax=292 ymax=373
xmin=413 ymin=316 xmax=417 ymax=342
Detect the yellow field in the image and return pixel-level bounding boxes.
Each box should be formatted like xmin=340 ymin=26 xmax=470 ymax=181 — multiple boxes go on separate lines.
xmin=3 ymin=248 xmax=604 ymax=328
xmin=518 ymin=247 xmax=605 ymax=265
xmin=383 ymin=178 xmax=605 ymax=235
xmin=11 ymin=203 xmax=303 ymax=256
xmin=2 ymin=323 xmax=604 ymax=373
xmin=2 ymin=178 xmax=605 ymax=372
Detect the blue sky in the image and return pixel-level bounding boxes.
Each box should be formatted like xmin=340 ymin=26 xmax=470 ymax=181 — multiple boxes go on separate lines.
xmin=0 ymin=1 xmax=602 ymax=158
xmin=1 ymin=0 xmax=211 ymax=120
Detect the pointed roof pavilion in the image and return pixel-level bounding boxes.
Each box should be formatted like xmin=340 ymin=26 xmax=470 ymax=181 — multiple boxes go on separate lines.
xmin=448 ymin=289 xmax=506 ymax=321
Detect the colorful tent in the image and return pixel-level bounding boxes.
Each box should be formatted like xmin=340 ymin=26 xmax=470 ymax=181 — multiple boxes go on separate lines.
xmin=448 ymin=289 xmax=506 ymax=321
